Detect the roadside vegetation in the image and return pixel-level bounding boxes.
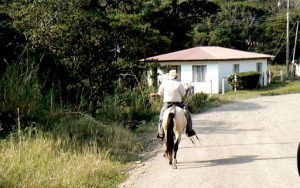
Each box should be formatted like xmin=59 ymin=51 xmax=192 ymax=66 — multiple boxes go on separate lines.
xmin=1 ymin=0 xmax=300 ymax=187
xmin=1 ymin=61 xmax=300 ymax=187
xmin=217 ymin=65 xmax=300 ymax=103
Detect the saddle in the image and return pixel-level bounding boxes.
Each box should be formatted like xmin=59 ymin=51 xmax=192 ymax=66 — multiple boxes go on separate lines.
xmin=166 ymin=102 xmax=184 ymax=109
xmin=166 ymin=102 xmax=190 ymax=120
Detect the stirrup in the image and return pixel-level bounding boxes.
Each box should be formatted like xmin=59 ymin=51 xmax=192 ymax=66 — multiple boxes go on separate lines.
xmin=157 ymin=133 xmax=164 ymax=140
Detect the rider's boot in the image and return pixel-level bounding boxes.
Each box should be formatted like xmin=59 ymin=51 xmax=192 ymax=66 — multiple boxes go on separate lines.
xmin=185 ymin=110 xmax=196 ymax=137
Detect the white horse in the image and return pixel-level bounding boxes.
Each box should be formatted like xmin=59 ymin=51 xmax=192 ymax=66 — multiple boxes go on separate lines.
xmin=162 ymin=105 xmax=187 ymax=169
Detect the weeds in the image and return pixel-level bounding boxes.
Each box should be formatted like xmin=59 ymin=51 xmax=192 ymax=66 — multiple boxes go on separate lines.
xmin=96 ymin=79 xmax=159 ymax=124
xmin=0 ymin=127 xmax=128 ymax=187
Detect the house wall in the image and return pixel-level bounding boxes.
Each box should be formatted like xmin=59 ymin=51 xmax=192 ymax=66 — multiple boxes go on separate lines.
xmin=296 ymin=64 xmax=300 ymax=76
xmin=218 ymin=59 xmax=268 ymax=92
xmin=159 ymin=61 xmax=219 ymax=94
xmin=181 ymin=62 xmax=219 ymax=94
xmin=157 ymin=58 xmax=268 ymax=94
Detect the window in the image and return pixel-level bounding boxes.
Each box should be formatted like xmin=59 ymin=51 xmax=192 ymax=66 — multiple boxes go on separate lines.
xmin=256 ymin=63 xmax=262 ymax=73
xmin=193 ymin=65 xmax=207 ymax=82
xmin=233 ymin=64 xmax=239 ymax=73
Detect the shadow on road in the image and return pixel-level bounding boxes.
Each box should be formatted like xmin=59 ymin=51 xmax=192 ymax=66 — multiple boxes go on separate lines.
xmin=204 ymin=101 xmax=265 ymax=112
xmin=192 ymin=119 xmax=264 ymax=135
xmin=176 ymin=155 xmax=295 ymax=169
xmin=179 ymin=141 xmax=298 ymax=149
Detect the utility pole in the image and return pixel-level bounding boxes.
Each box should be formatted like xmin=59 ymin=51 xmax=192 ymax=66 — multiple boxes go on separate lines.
xmin=291 ymin=21 xmax=299 ymax=81
xmin=278 ymin=0 xmax=290 ymax=79
xmin=286 ymin=0 xmax=290 ymax=79
xmin=292 ymin=21 xmax=299 ymax=62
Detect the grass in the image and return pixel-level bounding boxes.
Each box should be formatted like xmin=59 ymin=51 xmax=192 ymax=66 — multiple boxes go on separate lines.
xmin=0 ymin=128 xmax=128 ymax=188
xmin=215 ymin=79 xmax=300 ymax=104
xmin=0 ymin=62 xmax=158 ymax=188
xmin=0 ymin=113 xmax=156 ymax=188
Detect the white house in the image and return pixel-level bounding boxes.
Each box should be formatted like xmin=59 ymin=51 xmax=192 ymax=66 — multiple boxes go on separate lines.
xmin=143 ymin=46 xmax=274 ymax=94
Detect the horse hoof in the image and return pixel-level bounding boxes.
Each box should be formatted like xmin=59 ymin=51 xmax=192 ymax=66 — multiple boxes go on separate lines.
xmin=172 ymin=160 xmax=177 ymax=169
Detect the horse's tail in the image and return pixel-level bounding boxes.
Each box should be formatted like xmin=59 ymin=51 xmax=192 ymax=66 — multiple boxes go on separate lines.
xmin=166 ymin=109 xmax=175 ymax=157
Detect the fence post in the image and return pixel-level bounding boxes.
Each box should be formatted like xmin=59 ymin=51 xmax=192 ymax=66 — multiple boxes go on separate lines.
xmin=280 ymin=70 xmax=283 ymax=82
xmin=262 ymin=72 xmax=264 ymax=87
xmin=268 ymin=70 xmax=271 ymax=84
xmin=210 ymin=80 xmax=212 ymax=97
xmin=222 ymin=78 xmax=225 ymax=95
xmin=234 ymin=74 xmax=237 ymax=92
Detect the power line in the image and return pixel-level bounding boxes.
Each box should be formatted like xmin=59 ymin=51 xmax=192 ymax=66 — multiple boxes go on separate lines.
xmin=269 ymin=17 xmax=300 ymax=64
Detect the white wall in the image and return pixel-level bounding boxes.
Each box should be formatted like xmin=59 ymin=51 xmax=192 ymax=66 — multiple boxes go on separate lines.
xmin=158 ymin=58 xmax=268 ymax=94
xmin=296 ymin=64 xmax=300 ymax=76
xmin=219 ymin=59 xmax=268 ymax=92
xmin=162 ymin=61 xmax=219 ymax=94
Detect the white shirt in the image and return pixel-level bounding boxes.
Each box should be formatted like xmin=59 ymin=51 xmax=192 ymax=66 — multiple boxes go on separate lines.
xmin=158 ymin=79 xmax=185 ymax=103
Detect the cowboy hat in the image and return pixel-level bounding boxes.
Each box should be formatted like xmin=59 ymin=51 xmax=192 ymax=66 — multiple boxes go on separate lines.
xmin=168 ymin=69 xmax=177 ymax=79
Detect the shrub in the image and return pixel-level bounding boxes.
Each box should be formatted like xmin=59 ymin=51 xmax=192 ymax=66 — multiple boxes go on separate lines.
xmin=44 ymin=113 xmax=140 ymax=161
xmin=185 ymin=92 xmax=209 ymax=113
xmin=96 ymin=78 xmax=157 ymax=125
xmin=0 ymin=62 xmax=42 ymax=133
xmin=227 ymin=71 xmax=261 ymax=90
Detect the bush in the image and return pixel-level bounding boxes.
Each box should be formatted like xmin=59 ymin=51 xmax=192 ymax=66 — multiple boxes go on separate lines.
xmin=227 ymin=71 xmax=261 ymax=91
xmin=43 ymin=113 xmax=140 ymax=161
xmin=96 ymin=79 xmax=158 ymax=125
xmin=0 ymin=62 xmax=42 ymax=133
xmin=185 ymin=92 xmax=209 ymax=113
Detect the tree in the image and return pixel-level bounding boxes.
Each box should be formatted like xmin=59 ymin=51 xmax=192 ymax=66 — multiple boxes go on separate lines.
xmin=0 ymin=13 xmax=26 ymax=73
xmin=207 ymin=1 xmax=271 ymax=51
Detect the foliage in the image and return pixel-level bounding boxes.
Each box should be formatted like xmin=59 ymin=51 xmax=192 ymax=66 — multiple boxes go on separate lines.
xmin=4 ymin=0 xmax=298 ymax=113
xmin=227 ymin=71 xmax=261 ymax=90
xmin=0 ymin=13 xmax=26 ymax=74
xmin=96 ymin=78 xmax=157 ymax=124
xmin=207 ymin=1 xmax=272 ymax=51
xmin=0 ymin=60 xmax=43 ymax=133
xmin=42 ymin=113 xmax=140 ymax=161
xmin=217 ymin=79 xmax=300 ymax=103
xmin=185 ymin=92 xmax=209 ymax=113
xmin=0 ymin=126 xmax=130 ymax=187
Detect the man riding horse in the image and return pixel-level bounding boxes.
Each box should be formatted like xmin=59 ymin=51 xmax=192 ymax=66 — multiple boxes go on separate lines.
xmin=150 ymin=69 xmax=196 ymax=139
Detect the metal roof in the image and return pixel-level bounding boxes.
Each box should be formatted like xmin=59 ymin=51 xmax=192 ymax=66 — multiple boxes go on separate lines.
xmin=143 ymin=46 xmax=274 ymax=62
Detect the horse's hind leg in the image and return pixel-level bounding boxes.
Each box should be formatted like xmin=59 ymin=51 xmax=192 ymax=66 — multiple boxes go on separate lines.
xmin=163 ymin=139 xmax=167 ymax=158
xmin=168 ymin=151 xmax=173 ymax=165
xmin=173 ymin=139 xmax=179 ymax=169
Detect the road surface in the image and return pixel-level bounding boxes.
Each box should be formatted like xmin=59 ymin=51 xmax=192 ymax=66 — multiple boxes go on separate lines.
xmin=120 ymin=93 xmax=300 ymax=188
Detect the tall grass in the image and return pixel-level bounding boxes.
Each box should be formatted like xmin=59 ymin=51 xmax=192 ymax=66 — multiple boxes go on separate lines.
xmin=0 ymin=127 xmax=128 ymax=188
xmin=0 ymin=57 xmax=158 ymax=187
xmin=51 ymin=114 xmax=140 ymax=161
xmin=0 ymin=60 xmax=43 ymax=134
xmin=96 ymin=78 xmax=160 ymax=124
xmin=0 ymin=62 xmax=42 ymax=114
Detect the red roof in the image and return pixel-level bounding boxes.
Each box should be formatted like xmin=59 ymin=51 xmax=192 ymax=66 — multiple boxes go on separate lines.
xmin=143 ymin=46 xmax=274 ymax=62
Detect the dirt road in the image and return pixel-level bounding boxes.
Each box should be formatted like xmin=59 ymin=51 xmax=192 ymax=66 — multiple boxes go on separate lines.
xmin=120 ymin=94 xmax=300 ymax=188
